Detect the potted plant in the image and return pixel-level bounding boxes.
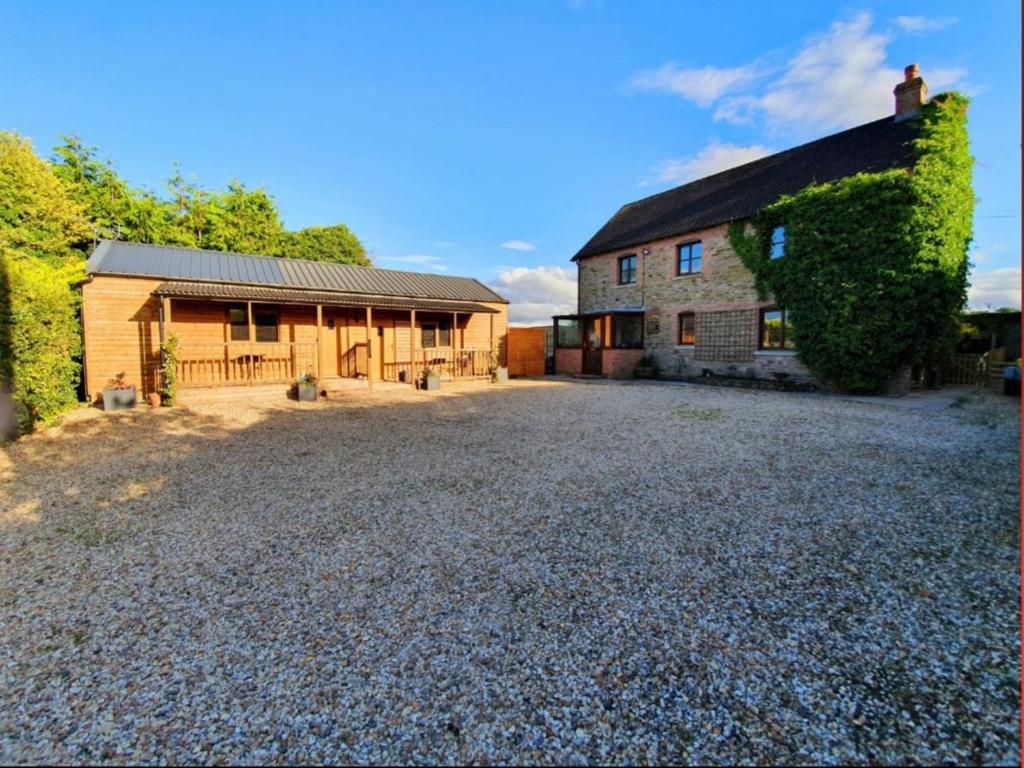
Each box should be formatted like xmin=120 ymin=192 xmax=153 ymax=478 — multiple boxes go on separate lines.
xmin=633 ymin=354 xmax=659 ymax=379
xmin=421 ymin=366 xmax=441 ymax=391
xmin=146 ymin=392 xmax=161 ymax=408
xmin=489 ymin=351 xmax=508 ymax=383
xmin=296 ymin=372 xmax=319 ymax=401
xmin=102 ymin=373 xmax=136 ymax=411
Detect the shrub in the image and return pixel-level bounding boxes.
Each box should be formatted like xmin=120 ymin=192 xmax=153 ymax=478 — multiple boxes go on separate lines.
xmin=159 ymin=333 xmax=180 ymax=406
xmin=0 ymin=255 xmax=83 ymax=432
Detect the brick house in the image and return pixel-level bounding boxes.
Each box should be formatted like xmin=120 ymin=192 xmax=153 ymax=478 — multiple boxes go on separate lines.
xmin=555 ymin=66 xmax=932 ymax=384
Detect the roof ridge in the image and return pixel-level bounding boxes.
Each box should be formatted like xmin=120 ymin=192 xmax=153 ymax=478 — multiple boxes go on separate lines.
xmin=618 ymin=114 xmax=897 ymax=211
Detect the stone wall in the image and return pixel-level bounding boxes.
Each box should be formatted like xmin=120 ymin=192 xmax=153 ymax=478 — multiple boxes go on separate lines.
xmin=576 ymin=223 xmax=814 ymax=383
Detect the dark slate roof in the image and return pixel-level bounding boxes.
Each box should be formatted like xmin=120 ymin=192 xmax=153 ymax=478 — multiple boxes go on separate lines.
xmin=573 ymin=114 xmax=921 ymax=260
xmin=153 ymin=281 xmax=499 ymax=314
xmin=86 ymin=241 xmax=508 ymax=304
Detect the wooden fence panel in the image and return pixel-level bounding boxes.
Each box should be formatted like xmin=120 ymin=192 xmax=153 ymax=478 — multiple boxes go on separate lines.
xmin=508 ymin=327 xmax=547 ymax=377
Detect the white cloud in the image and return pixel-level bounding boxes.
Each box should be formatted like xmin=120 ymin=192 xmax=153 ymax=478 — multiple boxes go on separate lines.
xmin=628 ymin=63 xmax=760 ymax=108
xmin=488 ymin=266 xmax=577 ymax=326
xmin=895 ymin=16 xmax=958 ymax=34
xmin=630 ymin=13 xmax=967 ymax=135
xmin=968 ymin=267 xmax=1021 ymax=310
xmin=652 ymin=140 xmax=773 ymax=185
xmin=378 ymin=254 xmax=447 ymax=272
xmin=500 ymin=240 xmax=536 ymax=252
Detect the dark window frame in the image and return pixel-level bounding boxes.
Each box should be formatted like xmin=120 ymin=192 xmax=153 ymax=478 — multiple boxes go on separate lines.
xmin=678 ymin=312 xmax=696 ymax=345
xmin=611 ymin=313 xmax=644 ymax=349
xmin=421 ymin=321 xmax=437 ymax=349
xmin=677 ymin=240 xmax=703 ymax=275
xmin=618 ymin=253 xmax=638 ymax=285
xmin=759 ymin=307 xmax=794 ymax=350
xmin=228 ymin=304 xmax=279 ymax=343
xmin=770 ymin=226 xmax=786 ymax=259
xmin=554 ymin=316 xmax=581 ymax=349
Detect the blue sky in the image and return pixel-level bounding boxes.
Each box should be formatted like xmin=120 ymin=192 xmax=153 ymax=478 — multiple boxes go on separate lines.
xmin=2 ymin=1 xmax=1019 ymax=323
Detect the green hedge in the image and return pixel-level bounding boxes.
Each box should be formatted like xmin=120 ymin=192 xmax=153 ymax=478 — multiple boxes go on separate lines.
xmin=729 ymin=93 xmax=973 ymax=393
xmin=0 ymin=255 xmax=83 ymax=433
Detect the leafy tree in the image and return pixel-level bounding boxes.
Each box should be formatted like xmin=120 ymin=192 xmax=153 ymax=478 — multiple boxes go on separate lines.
xmin=2 ymin=132 xmax=92 ymax=261
xmin=164 ymin=165 xmax=214 ymax=247
xmin=278 ymin=223 xmax=369 ymax=265
xmin=206 ymin=180 xmax=284 ymax=254
xmin=51 ymin=134 xmax=138 ymax=243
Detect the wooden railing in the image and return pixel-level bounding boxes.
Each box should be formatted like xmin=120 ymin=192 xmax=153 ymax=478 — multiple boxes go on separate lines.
xmin=176 ymin=342 xmax=318 ymax=387
xmin=382 ymin=348 xmax=492 ymax=382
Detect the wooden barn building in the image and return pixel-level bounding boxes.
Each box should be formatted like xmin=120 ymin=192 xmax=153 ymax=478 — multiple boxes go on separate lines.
xmin=80 ymin=241 xmax=509 ymax=401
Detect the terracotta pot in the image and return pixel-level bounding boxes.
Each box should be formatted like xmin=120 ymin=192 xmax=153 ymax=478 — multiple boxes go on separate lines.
xmin=147 ymin=392 xmax=161 ymax=408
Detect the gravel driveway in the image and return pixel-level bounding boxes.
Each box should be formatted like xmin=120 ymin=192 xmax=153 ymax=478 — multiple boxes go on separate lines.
xmin=1 ymin=380 xmax=1019 ymax=764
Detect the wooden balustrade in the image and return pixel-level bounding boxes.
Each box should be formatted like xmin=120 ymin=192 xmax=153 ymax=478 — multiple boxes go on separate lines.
xmin=176 ymin=342 xmax=318 ymax=386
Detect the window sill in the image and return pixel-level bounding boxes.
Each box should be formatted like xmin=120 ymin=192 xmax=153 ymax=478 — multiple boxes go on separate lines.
xmin=674 ymin=344 xmax=695 ymax=350
xmin=755 ymin=349 xmax=797 ymax=356
xmin=616 ymin=282 xmax=638 ymax=288
xmin=673 ymin=272 xmax=701 ymax=279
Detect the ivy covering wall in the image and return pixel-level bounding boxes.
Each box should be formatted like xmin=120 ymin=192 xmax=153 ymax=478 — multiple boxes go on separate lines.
xmin=729 ymin=93 xmax=973 ymax=393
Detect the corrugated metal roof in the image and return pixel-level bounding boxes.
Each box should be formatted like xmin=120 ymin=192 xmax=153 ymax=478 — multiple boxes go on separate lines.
xmin=574 ymin=114 xmax=921 ymax=260
xmin=152 ymin=281 xmax=499 ymax=314
xmin=87 ymin=241 xmax=507 ymax=303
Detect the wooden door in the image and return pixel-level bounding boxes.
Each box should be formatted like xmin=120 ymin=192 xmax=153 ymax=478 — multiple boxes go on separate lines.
xmin=371 ymin=326 xmax=384 ymax=380
xmin=322 ymin=309 xmax=341 ymax=377
xmin=583 ymin=316 xmax=603 ymax=375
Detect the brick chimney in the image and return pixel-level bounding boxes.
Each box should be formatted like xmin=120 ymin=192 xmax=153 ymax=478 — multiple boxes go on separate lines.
xmin=893 ymin=64 xmax=928 ymax=120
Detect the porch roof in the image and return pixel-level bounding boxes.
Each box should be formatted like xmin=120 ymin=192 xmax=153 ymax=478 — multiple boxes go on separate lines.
xmin=152 ymin=281 xmax=500 ymax=314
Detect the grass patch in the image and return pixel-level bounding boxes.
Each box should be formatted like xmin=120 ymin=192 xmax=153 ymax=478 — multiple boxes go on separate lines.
xmin=674 ymin=404 xmax=724 ymax=422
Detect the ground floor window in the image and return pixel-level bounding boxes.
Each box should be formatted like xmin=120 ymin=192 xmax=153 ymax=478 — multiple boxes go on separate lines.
xmin=228 ymin=305 xmax=279 ymax=342
xmin=555 ymin=317 xmax=581 ymax=348
xmin=421 ymin=319 xmax=451 ymax=348
xmin=612 ymin=314 xmax=644 ymax=348
xmin=678 ymin=312 xmax=696 ymax=345
xmin=759 ymin=307 xmax=794 ymax=350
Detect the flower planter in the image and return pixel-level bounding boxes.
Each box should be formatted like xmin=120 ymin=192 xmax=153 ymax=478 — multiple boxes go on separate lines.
xmin=422 ymin=373 xmax=441 ymax=391
xmin=633 ymin=366 xmax=657 ymax=380
xmin=102 ymin=386 xmax=136 ymax=411
xmin=491 ymin=367 xmax=509 ymax=383
xmin=298 ymin=383 xmax=318 ymax=402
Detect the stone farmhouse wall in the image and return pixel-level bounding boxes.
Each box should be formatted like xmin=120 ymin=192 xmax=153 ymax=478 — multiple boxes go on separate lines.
xmin=578 ymin=223 xmax=812 ymax=383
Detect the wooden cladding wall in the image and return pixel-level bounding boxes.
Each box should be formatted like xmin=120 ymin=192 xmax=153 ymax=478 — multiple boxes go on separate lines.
xmin=507 ymin=327 xmax=546 ymax=377
xmin=81 ymin=275 xmax=164 ymax=400
xmin=81 ymin=274 xmax=509 ymax=397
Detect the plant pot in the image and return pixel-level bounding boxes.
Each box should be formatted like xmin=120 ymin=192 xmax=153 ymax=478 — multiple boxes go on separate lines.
xmin=298 ymin=384 xmax=318 ymax=402
xmin=633 ymin=366 xmax=657 ymax=379
xmin=102 ymin=386 xmax=136 ymax=411
xmin=422 ymin=373 xmax=441 ymax=391
xmin=491 ymin=367 xmax=509 ymax=383
xmin=147 ymin=392 xmax=161 ymax=408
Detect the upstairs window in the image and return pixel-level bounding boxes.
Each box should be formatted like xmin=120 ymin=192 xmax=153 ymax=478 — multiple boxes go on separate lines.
xmin=677 ymin=241 xmax=702 ymax=275
xmin=618 ymin=254 xmax=637 ymax=285
xmin=770 ymin=226 xmax=786 ymax=259
xmin=759 ymin=307 xmax=794 ymax=350
xmin=678 ymin=312 xmax=696 ymax=345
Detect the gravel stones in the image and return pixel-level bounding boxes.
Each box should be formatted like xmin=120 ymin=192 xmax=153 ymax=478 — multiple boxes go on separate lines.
xmin=0 ymin=381 xmax=1019 ymax=764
